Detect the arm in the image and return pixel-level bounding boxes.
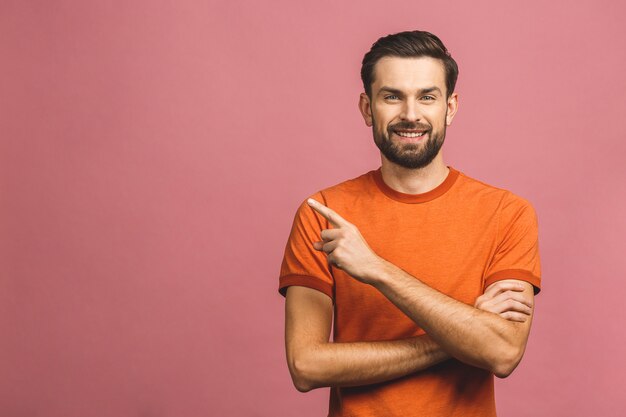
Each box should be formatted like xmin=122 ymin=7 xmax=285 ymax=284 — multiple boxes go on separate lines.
xmin=285 ymin=280 xmax=533 ymax=391
xmin=305 ymin=198 xmax=536 ymax=379
xmin=285 ymin=285 xmax=451 ymax=392
xmin=370 ymin=262 xmax=535 ymax=378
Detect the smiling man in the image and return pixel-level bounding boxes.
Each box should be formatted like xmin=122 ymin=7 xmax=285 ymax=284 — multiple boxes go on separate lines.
xmin=278 ymin=30 xmax=541 ymax=417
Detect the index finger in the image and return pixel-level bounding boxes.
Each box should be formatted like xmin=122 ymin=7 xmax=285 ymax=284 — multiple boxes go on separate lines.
xmin=482 ymin=280 xmax=526 ymax=299
xmin=307 ymin=198 xmax=349 ymax=228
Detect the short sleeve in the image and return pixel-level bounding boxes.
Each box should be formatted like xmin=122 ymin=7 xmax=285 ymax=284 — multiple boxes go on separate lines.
xmin=278 ymin=194 xmax=335 ymax=303
xmin=483 ymin=193 xmax=542 ymax=295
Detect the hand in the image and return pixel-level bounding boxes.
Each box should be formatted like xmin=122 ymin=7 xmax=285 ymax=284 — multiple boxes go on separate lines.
xmin=474 ymin=280 xmax=533 ymax=322
xmin=306 ymin=198 xmax=383 ymax=284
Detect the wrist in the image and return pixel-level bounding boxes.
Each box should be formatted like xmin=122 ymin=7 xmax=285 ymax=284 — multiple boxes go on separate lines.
xmin=365 ymin=256 xmax=394 ymax=286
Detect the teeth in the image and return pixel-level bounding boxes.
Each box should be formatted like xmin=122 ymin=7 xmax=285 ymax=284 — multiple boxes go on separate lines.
xmin=395 ymin=131 xmax=425 ymax=138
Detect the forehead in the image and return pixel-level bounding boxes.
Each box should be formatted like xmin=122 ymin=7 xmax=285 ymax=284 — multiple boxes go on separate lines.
xmin=372 ymin=56 xmax=446 ymax=93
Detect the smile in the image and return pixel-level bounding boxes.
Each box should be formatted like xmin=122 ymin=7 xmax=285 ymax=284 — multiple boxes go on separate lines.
xmin=394 ymin=131 xmax=426 ymax=138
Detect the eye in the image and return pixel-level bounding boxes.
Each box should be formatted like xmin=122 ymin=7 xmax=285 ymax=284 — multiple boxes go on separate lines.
xmin=421 ymin=96 xmax=435 ymax=101
xmin=384 ymin=95 xmax=399 ymax=100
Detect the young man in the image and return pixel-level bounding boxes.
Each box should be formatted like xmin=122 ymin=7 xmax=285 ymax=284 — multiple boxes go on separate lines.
xmin=278 ymin=30 xmax=541 ymax=417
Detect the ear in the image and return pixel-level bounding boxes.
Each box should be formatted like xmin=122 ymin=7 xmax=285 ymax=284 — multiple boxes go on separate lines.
xmin=358 ymin=93 xmax=373 ymax=127
xmin=445 ymin=92 xmax=459 ymax=126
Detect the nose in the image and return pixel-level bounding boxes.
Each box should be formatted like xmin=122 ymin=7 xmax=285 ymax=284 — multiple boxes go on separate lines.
xmin=400 ymin=99 xmax=421 ymax=122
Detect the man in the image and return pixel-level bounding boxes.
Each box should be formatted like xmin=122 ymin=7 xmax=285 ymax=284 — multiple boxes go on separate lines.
xmin=277 ymin=30 xmax=541 ymax=417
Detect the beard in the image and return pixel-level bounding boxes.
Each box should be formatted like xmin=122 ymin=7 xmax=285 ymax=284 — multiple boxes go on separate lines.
xmin=372 ymin=112 xmax=447 ymax=169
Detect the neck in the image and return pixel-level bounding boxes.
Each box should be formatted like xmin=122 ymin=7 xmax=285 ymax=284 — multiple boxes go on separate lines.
xmin=379 ymin=153 xmax=449 ymax=195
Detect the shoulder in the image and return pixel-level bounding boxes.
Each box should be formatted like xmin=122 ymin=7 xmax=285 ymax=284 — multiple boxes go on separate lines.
xmin=302 ymin=169 xmax=377 ymax=209
xmin=458 ymin=171 xmax=540 ymax=234
xmin=287 ymin=169 xmax=376 ymax=225
xmin=455 ymin=169 xmax=536 ymax=214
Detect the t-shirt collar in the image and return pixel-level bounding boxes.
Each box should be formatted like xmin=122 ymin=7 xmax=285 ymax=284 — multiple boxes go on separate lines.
xmin=372 ymin=165 xmax=460 ymax=204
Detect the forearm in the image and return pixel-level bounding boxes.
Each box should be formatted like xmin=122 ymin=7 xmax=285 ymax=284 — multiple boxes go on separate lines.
xmin=371 ymin=260 xmax=522 ymax=377
xmin=292 ymin=333 xmax=451 ymax=392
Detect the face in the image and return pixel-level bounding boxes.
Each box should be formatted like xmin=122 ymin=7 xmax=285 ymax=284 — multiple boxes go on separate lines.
xmin=359 ymin=56 xmax=458 ymax=169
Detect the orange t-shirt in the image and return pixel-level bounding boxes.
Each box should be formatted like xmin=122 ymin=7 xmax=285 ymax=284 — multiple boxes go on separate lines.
xmin=278 ymin=165 xmax=542 ymax=417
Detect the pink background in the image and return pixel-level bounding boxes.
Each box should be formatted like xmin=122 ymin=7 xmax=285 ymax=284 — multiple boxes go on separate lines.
xmin=2 ymin=0 xmax=625 ymax=416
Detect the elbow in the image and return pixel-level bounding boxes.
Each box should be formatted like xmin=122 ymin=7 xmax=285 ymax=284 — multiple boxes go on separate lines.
xmin=287 ymin=352 xmax=319 ymax=392
xmin=492 ymin=363 xmax=514 ymax=379
xmin=290 ymin=358 xmax=314 ymax=392
xmin=491 ymin=346 xmax=523 ymax=379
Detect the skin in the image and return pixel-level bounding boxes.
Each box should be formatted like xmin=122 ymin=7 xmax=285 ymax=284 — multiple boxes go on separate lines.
xmin=359 ymin=56 xmax=458 ymax=194
xmin=304 ymin=198 xmax=534 ymax=379
xmin=286 ymin=281 xmax=532 ymax=392
xmin=285 ymin=56 xmax=535 ymax=392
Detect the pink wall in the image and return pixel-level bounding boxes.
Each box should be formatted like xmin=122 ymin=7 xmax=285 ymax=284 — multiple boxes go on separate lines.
xmin=2 ymin=0 xmax=625 ymax=415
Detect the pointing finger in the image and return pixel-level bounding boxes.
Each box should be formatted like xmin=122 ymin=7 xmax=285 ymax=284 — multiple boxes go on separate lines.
xmin=307 ymin=198 xmax=350 ymax=228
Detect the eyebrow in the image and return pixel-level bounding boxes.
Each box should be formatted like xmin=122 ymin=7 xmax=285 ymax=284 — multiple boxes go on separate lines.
xmin=378 ymin=86 xmax=442 ymax=96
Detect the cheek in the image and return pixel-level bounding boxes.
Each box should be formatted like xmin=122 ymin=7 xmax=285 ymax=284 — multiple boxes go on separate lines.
xmin=373 ymin=106 xmax=395 ymax=123
xmin=425 ymin=110 xmax=447 ymax=127
xmin=372 ymin=114 xmax=390 ymax=132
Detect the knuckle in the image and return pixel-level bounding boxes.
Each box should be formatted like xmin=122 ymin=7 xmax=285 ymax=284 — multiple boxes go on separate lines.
xmin=504 ymin=313 xmax=519 ymax=322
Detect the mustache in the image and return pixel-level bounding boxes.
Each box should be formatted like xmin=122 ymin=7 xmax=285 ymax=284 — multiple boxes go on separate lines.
xmin=389 ymin=123 xmax=431 ymax=131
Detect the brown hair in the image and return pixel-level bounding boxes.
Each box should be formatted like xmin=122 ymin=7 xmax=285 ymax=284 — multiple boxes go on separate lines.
xmin=361 ymin=30 xmax=458 ymax=99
